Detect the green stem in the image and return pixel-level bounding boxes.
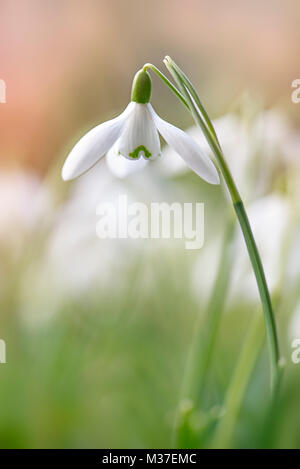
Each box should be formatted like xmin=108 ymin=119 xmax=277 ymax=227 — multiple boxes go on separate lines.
xmin=164 ymin=59 xmax=240 ymax=204
xmin=234 ymin=201 xmax=280 ymax=391
xmin=144 ymin=61 xmax=240 ymax=203
xmin=143 ymin=63 xmax=188 ymax=109
xmin=163 ymin=57 xmax=221 ymax=149
xmin=161 ymin=56 xmax=281 ymax=393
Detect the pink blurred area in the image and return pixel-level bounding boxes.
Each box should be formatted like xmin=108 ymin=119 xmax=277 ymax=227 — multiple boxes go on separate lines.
xmin=0 ymin=0 xmax=299 ymax=173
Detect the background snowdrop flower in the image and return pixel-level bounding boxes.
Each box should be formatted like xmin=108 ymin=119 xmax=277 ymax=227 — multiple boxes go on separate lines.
xmin=20 ymin=161 xmax=191 ymax=325
xmin=230 ymin=194 xmax=290 ymax=301
xmin=160 ymin=113 xmax=251 ymax=190
xmin=286 ymin=225 xmax=300 ymax=286
xmin=0 ymin=170 xmax=52 ymax=253
xmin=62 ymin=69 xmax=219 ymax=185
xmin=288 ymin=300 xmax=300 ymax=342
xmin=192 ymin=194 xmax=291 ymax=310
xmin=160 ymin=108 xmax=298 ymax=199
xmin=192 ymin=234 xmax=226 ymax=305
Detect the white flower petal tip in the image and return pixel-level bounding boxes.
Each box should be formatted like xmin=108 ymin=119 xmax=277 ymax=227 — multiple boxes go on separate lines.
xmin=61 ymin=103 xmax=134 ymax=181
xmin=119 ymin=103 xmax=161 ymax=161
xmin=148 ymin=104 xmax=220 ymax=185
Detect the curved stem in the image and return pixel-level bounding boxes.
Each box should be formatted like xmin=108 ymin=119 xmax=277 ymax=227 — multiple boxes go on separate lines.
xmin=162 ymin=56 xmax=281 ymax=393
xmin=164 ymin=57 xmax=221 ymax=149
xmin=143 ymin=63 xmax=188 ymax=109
xmin=144 ymin=61 xmax=239 ymax=203
xmin=164 ymin=59 xmax=240 ymax=204
xmin=234 ymin=201 xmax=280 ymax=390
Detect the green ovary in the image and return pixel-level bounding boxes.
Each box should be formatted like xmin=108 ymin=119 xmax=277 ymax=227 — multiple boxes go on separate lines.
xmin=129 ymin=145 xmax=152 ymax=159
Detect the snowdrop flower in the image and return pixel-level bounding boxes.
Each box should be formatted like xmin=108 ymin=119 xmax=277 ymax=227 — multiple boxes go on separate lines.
xmin=288 ymin=300 xmax=300 ymax=342
xmin=286 ymin=225 xmax=300 ymax=284
xmin=0 ymin=170 xmax=52 ymax=255
xmin=230 ymin=194 xmax=290 ymax=301
xmin=20 ymin=162 xmax=189 ymax=325
xmin=160 ymin=108 xmax=298 ymax=199
xmin=160 ymin=113 xmax=250 ymax=182
xmin=62 ymin=70 xmax=219 ymax=185
xmin=192 ymin=194 xmax=291 ymax=306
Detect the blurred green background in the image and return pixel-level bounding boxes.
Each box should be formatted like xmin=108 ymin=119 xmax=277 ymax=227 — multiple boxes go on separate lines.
xmin=0 ymin=0 xmax=300 ymax=448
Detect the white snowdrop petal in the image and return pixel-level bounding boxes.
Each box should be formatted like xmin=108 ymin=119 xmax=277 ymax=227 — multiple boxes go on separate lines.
xmin=148 ymin=104 xmax=220 ymax=184
xmin=119 ymin=103 xmax=161 ymax=160
xmin=62 ymin=103 xmax=134 ymax=181
xmin=106 ymin=139 xmax=148 ymax=178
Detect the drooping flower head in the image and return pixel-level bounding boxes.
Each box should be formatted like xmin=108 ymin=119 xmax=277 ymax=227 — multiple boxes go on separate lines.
xmin=62 ymin=69 xmax=219 ymax=185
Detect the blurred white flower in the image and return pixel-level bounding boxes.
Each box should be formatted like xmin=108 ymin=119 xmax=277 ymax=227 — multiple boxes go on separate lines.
xmin=282 ymin=132 xmax=300 ymax=167
xmin=160 ymin=113 xmax=250 ymax=187
xmin=192 ymin=235 xmax=226 ymax=305
xmin=20 ymin=161 xmax=190 ymax=324
xmin=192 ymin=193 xmax=291 ymax=308
xmin=230 ymin=194 xmax=290 ymax=301
xmin=161 ymin=108 xmax=296 ymax=200
xmin=286 ymin=225 xmax=300 ymax=285
xmin=32 ymin=166 xmax=142 ymax=298
xmin=252 ymin=110 xmax=291 ymax=160
xmin=288 ymin=300 xmax=300 ymax=342
xmin=0 ymin=170 xmax=51 ymax=249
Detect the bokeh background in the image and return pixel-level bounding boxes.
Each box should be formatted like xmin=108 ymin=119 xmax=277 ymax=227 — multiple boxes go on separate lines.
xmin=0 ymin=0 xmax=300 ymax=448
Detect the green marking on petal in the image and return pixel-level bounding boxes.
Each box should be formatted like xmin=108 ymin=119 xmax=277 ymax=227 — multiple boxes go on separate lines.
xmin=129 ymin=145 xmax=152 ymax=159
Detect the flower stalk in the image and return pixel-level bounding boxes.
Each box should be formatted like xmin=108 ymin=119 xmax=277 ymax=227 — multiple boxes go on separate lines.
xmin=147 ymin=56 xmax=281 ymax=393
